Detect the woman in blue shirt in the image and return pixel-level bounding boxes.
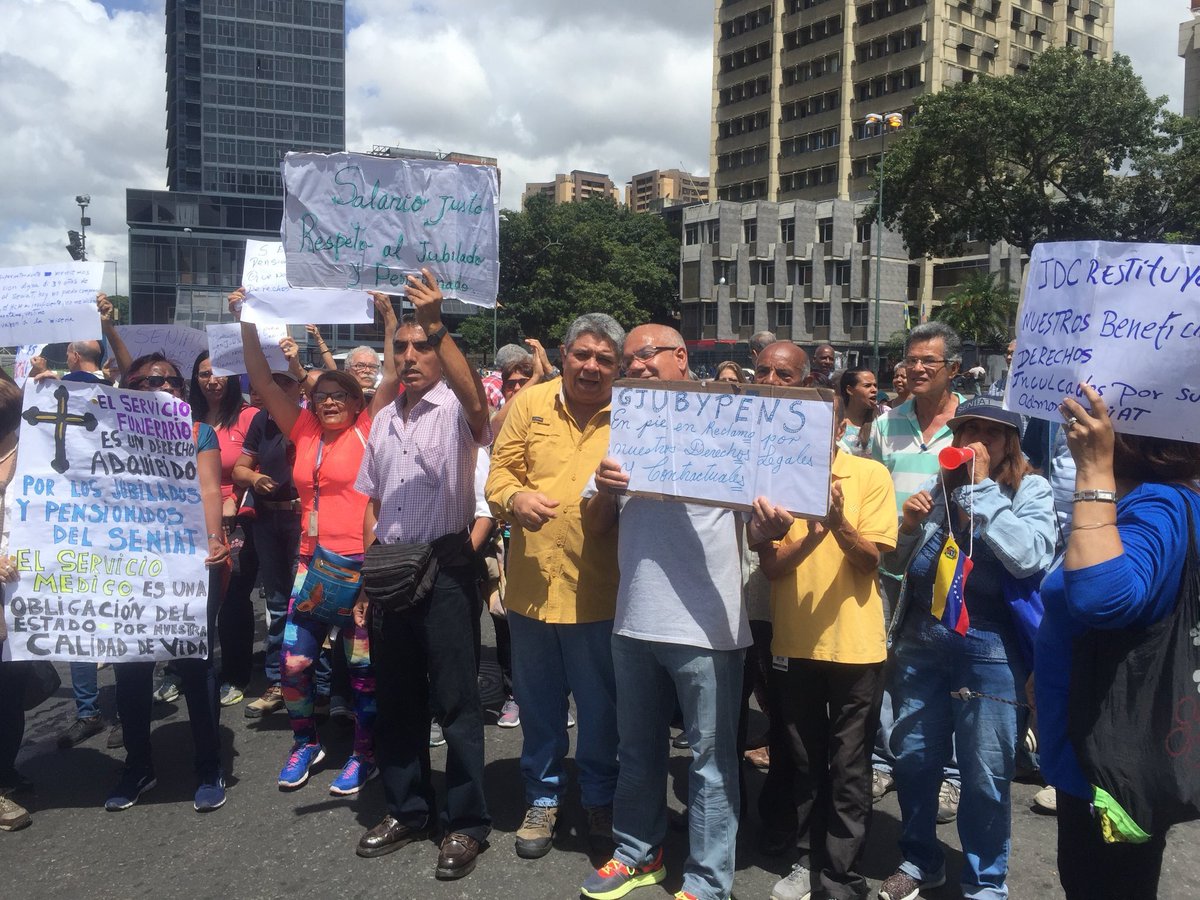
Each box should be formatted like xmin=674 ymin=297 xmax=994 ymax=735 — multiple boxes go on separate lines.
xmin=1039 ymin=383 xmax=1200 ymax=899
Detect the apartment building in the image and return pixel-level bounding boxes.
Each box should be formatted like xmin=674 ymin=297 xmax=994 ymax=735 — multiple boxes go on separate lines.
xmin=625 ymin=168 xmax=711 ymax=213
xmin=1182 ymin=0 xmax=1200 ymax=118
xmin=521 ymin=170 xmax=621 ymax=207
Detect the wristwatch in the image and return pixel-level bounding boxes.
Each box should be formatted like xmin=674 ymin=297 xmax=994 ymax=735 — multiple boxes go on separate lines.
xmin=1073 ymin=489 xmax=1117 ymax=503
xmin=426 ymin=324 xmax=448 ymax=348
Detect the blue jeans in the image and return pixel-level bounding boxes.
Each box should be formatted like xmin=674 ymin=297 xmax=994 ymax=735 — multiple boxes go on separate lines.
xmin=889 ymin=615 xmax=1024 ymax=900
xmin=70 ymin=661 xmax=100 ymax=720
xmin=611 ymin=634 xmax=744 ymax=900
xmin=507 ymin=612 xmax=618 ymax=809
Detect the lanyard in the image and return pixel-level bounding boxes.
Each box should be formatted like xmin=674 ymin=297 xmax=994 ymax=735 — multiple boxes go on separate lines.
xmin=312 ymin=438 xmax=325 ymax=512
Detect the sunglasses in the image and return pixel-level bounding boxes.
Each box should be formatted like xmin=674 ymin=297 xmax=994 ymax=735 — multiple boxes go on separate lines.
xmin=394 ymin=340 xmax=433 ymax=353
xmin=128 ymin=375 xmax=186 ymax=391
xmin=312 ymin=390 xmax=350 ymax=405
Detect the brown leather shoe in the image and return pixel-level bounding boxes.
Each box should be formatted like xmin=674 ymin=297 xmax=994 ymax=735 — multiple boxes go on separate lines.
xmin=743 ymin=745 xmax=770 ymax=771
xmin=355 ymin=815 xmax=430 ymax=858
xmin=436 ymin=832 xmax=486 ymax=879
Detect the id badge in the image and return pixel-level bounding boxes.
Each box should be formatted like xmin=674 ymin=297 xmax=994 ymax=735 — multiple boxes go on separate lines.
xmin=772 ymin=655 xmax=789 ymax=672
xmin=307 ymin=509 xmax=319 ymax=537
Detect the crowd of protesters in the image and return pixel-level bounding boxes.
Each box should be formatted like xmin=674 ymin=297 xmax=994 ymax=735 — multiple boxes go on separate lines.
xmin=0 ymin=285 xmax=1195 ymax=900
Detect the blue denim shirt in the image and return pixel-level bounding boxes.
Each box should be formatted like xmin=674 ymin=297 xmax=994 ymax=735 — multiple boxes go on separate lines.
xmin=885 ymin=473 xmax=1056 ymax=646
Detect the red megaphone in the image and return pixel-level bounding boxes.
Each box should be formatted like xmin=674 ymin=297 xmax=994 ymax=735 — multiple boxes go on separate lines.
xmin=939 ymin=446 xmax=975 ymax=470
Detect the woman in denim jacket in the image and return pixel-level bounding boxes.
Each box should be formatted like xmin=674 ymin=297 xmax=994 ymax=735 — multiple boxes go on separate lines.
xmin=878 ymin=398 xmax=1055 ymax=900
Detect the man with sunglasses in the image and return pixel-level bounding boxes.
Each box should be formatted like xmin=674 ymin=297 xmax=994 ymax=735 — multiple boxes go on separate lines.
xmin=354 ymin=269 xmax=493 ymax=880
xmin=485 ymin=313 xmax=626 ymax=862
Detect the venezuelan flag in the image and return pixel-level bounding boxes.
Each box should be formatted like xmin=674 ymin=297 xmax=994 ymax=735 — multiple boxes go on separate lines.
xmin=931 ymin=534 xmax=972 ymax=635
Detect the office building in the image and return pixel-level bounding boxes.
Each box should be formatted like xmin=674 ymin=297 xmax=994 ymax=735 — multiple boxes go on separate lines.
xmin=684 ymin=0 xmax=1114 ymax=352
xmin=521 ymin=171 xmax=621 ymax=208
xmin=1182 ymin=0 xmax=1200 ymax=118
xmin=625 ymin=168 xmax=711 ymax=213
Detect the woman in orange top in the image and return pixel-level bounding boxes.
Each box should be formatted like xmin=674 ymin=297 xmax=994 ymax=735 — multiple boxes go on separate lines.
xmin=232 ymin=289 xmax=398 ymax=796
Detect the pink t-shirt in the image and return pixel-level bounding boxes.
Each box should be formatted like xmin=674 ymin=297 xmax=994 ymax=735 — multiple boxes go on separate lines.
xmin=214 ymin=405 xmax=260 ymax=502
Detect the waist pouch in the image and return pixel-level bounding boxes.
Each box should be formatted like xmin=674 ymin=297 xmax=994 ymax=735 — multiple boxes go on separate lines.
xmin=363 ymin=530 xmax=468 ymax=614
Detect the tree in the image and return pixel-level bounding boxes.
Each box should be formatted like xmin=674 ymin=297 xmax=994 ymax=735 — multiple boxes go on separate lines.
xmin=456 ymin=196 xmax=680 ymax=356
xmin=932 ymin=272 xmax=1017 ymax=348
xmin=870 ymin=49 xmax=1172 ymax=258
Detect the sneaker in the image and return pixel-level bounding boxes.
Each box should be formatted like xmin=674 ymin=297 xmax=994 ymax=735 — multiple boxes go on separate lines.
xmin=878 ymin=868 xmax=946 ymax=900
xmin=329 ymin=755 xmax=378 ymax=796
xmin=244 ymin=684 xmax=284 ymax=719
xmin=329 ymin=695 xmax=354 ymax=720
xmin=497 ymin=698 xmax=520 ymax=728
xmin=871 ymin=768 xmax=895 ymax=801
xmin=57 ymin=716 xmax=104 ymax=749
xmin=278 ymin=742 xmax=326 ymax=789
xmin=585 ymin=804 xmax=614 ymax=848
xmin=105 ymin=723 xmax=124 ymax=750
xmin=674 ymin=893 xmax=699 ymax=900
xmin=0 ymin=795 xmax=32 ymax=831
xmin=936 ymin=780 xmax=960 ymax=824
xmin=104 ymin=769 xmax=157 ymax=811
xmin=152 ymin=673 xmax=182 ymax=703
xmin=1033 ymin=785 xmax=1058 ymax=814
xmin=581 ymin=849 xmax=667 ymax=899
xmin=671 ymin=731 xmax=691 ymax=750
xmin=429 ymin=721 xmax=446 ymax=747
xmin=218 ymin=683 xmax=244 ymax=707
xmin=514 ymin=804 xmax=558 ymax=859
xmin=770 ymin=863 xmax=813 ymax=900
xmin=194 ymin=778 xmax=227 ymax=812
xmin=566 ymin=710 xmax=576 ymax=729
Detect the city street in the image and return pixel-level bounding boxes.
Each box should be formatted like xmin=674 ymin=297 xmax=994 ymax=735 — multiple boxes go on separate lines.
xmin=6 ymin=616 xmax=1198 ymax=900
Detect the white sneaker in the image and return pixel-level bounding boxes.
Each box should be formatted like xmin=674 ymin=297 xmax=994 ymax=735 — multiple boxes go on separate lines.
xmin=770 ymin=863 xmax=812 ymax=900
xmin=1034 ymin=785 xmax=1058 ymax=814
xmin=871 ymin=768 xmax=895 ymax=801
xmin=937 ymin=780 xmax=960 ymax=824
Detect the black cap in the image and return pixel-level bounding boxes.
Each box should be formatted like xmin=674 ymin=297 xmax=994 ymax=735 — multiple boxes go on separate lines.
xmin=947 ymin=396 xmax=1022 ymax=432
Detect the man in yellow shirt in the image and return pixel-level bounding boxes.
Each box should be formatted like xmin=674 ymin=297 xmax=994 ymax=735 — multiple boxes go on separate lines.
xmin=749 ymin=410 xmax=897 ymax=900
xmin=485 ymin=313 xmax=624 ymax=860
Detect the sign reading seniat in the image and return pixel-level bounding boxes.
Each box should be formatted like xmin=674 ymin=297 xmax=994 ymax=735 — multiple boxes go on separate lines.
xmin=1 ymin=381 xmax=209 ymax=663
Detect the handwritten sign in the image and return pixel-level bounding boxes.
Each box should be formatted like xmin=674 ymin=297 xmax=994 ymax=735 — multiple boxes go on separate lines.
xmin=117 ymin=325 xmax=209 ymax=376
xmin=206 ymin=323 xmax=290 ymax=377
xmin=1006 ymin=241 xmax=1200 ymax=441
xmin=608 ymin=379 xmax=835 ymax=517
xmin=0 ymin=263 xmax=104 ymax=345
xmin=281 ymin=151 xmax=500 ymax=308
xmin=241 ymin=239 xmax=374 ymax=325
xmin=1 ymin=380 xmax=209 ymax=663
xmin=13 ymin=345 xmax=47 ymax=387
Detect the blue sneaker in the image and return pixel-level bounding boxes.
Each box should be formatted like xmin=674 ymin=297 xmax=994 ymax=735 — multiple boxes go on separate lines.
xmin=329 ymin=754 xmax=378 ymax=796
xmin=581 ymin=848 xmax=666 ymax=899
xmin=104 ymin=769 xmax=157 ymax=811
xmin=278 ymin=742 xmax=325 ymax=789
xmin=194 ymin=777 xmax=226 ymax=812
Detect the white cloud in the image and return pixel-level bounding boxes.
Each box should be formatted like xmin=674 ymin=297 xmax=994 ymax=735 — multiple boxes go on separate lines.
xmin=1114 ymin=3 xmax=1187 ymax=113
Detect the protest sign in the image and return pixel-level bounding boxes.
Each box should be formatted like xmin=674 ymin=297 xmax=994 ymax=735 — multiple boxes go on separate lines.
xmin=607 ymin=379 xmax=835 ymax=517
xmin=117 ymin=325 xmax=209 ymax=375
xmin=1006 ymin=241 xmax=1200 ymax=442
xmin=2 ymin=380 xmax=209 ymax=663
xmin=0 ymin=263 xmax=105 ymax=345
xmin=13 ymin=345 xmax=48 ymax=387
xmin=241 ymin=239 xmax=374 ymax=324
xmin=281 ymin=151 xmax=500 ymax=308
xmin=206 ymin=322 xmax=289 ymax=376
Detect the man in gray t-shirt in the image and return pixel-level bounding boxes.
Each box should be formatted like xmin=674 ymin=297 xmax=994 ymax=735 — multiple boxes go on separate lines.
xmin=579 ymin=325 xmax=749 ymax=900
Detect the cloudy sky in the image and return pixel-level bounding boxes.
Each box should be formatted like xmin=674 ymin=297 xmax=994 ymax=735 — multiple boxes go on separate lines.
xmin=0 ymin=0 xmax=1189 ymax=293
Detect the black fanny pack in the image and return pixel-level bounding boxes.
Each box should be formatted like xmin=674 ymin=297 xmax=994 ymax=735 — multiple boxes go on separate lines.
xmin=362 ymin=530 xmax=468 ymax=614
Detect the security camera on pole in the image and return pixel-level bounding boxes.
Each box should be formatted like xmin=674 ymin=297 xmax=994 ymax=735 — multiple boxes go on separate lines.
xmin=66 ymin=194 xmax=91 ymax=261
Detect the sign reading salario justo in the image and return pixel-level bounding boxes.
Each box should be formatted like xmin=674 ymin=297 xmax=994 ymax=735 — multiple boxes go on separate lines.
xmin=1 ymin=380 xmax=210 ymax=663
xmin=280 ymin=151 xmax=500 ymax=308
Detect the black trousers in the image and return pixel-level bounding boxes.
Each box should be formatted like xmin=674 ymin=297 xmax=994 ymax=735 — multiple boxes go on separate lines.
xmin=372 ymin=564 xmax=490 ymax=842
xmin=218 ymin=522 xmax=258 ymax=688
xmin=1057 ymin=791 xmax=1167 ymax=900
xmin=760 ymin=657 xmax=884 ymax=900
xmin=0 ymin=658 xmax=30 ymax=784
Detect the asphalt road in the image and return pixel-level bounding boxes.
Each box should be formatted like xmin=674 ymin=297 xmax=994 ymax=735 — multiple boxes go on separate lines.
xmin=6 ymin=614 xmax=1198 ymax=899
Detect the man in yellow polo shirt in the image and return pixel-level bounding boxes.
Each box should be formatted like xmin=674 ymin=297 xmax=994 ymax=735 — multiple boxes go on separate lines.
xmin=485 ymin=312 xmax=625 ymax=861
xmin=750 ymin=412 xmax=897 ymax=900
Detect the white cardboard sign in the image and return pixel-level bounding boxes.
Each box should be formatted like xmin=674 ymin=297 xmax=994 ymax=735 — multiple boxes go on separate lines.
xmin=117 ymin=325 xmax=209 ymax=376
xmin=1006 ymin=241 xmax=1200 ymax=441
xmin=281 ymin=151 xmax=500 ymax=308
xmin=241 ymin=239 xmax=374 ymax=324
xmin=12 ymin=344 xmax=47 ymax=387
xmin=0 ymin=263 xmax=105 ymax=345
xmin=206 ymin=323 xmax=289 ymax=377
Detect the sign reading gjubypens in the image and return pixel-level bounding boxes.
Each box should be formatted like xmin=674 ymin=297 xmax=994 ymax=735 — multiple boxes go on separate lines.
xmin=1006 ymin=241 xmax=1200 ymax=442
xmin=608 ymin=379 xmax=835 ymax=518
xmin=281 ymin=151 xmax=500 ymax=308
xmin=1 ymin=381 xmax=209 ymax=664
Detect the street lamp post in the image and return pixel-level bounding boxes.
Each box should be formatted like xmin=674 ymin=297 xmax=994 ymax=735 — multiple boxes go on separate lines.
xmin=864 ymin=112 xmax=903 ymax=374
xmin=66 ymin=194 xmax=91 ymax=261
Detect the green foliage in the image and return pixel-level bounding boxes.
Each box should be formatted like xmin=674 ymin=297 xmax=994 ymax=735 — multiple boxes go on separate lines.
xmin=869 ymin=49 xmax=1173 ymax=257
xmin=932 ymin=272 xmax=1017 ymax=348
xmin=458 ymin=196 xmax=680 ymax=356
xmin=108 ymin=294 xmax=131 ymax=324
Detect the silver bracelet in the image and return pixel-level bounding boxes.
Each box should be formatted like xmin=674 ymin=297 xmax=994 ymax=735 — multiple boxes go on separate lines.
xmin=1073 ymin=489 xmax=1117 ymax=503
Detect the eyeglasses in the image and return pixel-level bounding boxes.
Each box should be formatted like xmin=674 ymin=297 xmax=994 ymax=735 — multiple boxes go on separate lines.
xmin=312 ymin=390 xmax=350 ymax=405
xmin=127 ymin=375 xmax=186 ymax=391
xmin=349 ymin=362 xmax=380 ymax=372
xmin=393 ymin=340 xmax=433 ymax=354
xmin=623 ymin=345 xmax=679 ymax=368
xmin=903 ymin=356 xmax=949 ymax=370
